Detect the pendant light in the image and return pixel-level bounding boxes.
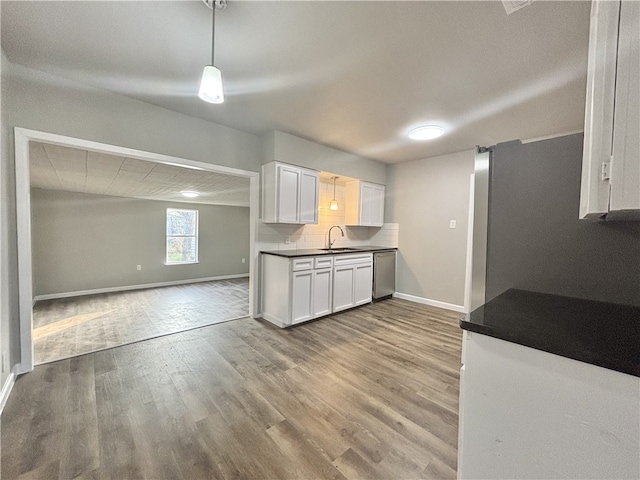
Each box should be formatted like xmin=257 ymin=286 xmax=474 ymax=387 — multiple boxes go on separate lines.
xmin=198 ymin=0 xmax=226 ymax=104
xmin=330 ymin=176 xmax=339 ymax=211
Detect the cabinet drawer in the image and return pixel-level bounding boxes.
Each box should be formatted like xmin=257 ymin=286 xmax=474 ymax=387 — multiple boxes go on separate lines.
xmin=333 ymin=253 xmax=373 ymax=266
xmin=314 ymin=257 xmax=334 ymax=269
xmin=292 ymin=257 xmax=314 ymax=271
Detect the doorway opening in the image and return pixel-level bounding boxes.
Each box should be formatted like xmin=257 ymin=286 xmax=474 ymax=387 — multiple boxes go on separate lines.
xmin=15 ymin=128 xmax=259 ymax=371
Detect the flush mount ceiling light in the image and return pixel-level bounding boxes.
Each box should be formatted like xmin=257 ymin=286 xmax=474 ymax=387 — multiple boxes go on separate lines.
xmin=330 ymin=176 xmax=339 ymax=210
xmin=408 ymin=125 xmax=445 ymax=141
xmin=181 ymin=191 xmax=200 ymax=198
xmin=198 ymin=0 xmax=227 ymax=104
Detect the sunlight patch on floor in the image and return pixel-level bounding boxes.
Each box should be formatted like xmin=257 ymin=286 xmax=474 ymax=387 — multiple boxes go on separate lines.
xmin=33 ymin=310 xmax=115 ymax=340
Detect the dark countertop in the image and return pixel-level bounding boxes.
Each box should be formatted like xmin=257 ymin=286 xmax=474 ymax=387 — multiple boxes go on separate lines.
xmin=261 ymin=246 xmax=397 ymax=258
xmin=460 ymin=289 xmax=640 ymax=377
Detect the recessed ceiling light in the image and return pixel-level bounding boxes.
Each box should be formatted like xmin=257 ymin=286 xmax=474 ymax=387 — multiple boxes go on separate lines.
xmin=181 ymin=191 xmax=199 ymax=198
xmin=408 ymin=125 xmax=445 ymax=141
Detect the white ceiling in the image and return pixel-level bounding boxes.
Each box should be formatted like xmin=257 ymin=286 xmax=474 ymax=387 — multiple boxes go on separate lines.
xmin=30 ymin=142 xmax=251 ymax=207
xmin=2 ymin=1 xmax=591 ymax=164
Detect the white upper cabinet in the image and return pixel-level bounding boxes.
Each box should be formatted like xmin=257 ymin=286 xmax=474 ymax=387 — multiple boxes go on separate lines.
xmin=299 ymin=169 xmax=319 ymax=224
xmin=610 ymin=1 xmax=640 ymax=213
xmin=345 ymin=181 xmax=385 ymax=227
xmin=262 ymin=162 xmax=319 ymax=224
xmin=580 ymin=0 xmax=640 ymax=219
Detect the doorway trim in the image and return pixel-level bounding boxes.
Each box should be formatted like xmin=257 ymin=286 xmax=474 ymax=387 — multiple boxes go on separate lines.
xmin=14 ymin=127 xmax=260 ymax=374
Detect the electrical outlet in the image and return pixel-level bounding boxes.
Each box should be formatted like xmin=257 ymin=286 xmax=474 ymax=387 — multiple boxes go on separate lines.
xmin=242 ymin=258 xmax=246 ymax=264
xmin=449 ymin=220 xmax=456 ymax=229
xmin=284 ymin=235 xmax=291 ymax=244
xmin=137 ymin=265 xmax=142 ymax=271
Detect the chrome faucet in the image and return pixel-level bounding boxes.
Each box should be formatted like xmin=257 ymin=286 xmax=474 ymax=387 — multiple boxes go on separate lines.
xmin=328 ymin=225 xmax=344 ymax=248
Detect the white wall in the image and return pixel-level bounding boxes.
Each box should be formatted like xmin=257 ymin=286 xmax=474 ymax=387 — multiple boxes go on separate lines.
xmin=387 ymin=150 xmax=474 ymax=308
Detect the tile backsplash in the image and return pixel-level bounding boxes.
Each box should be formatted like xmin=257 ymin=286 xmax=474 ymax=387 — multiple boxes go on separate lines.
xmin=257 ymin=180 xmax=399 ymax=252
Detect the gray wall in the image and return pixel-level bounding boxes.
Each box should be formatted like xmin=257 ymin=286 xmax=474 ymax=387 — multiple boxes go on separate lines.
xmin=263 ymin=131 xmax=388 ymax=185
xmin=486 ymin=134 xmax=640 ymax=307
xmin=31 ymin=189 xmax=250 ymax=296
xmin=0 ymin=56 xmax=261 ymax=378
xmin=387 ymin=149 xmax=475 ymax=307
xmin=4 ymin=60 xmax=263 ymax=172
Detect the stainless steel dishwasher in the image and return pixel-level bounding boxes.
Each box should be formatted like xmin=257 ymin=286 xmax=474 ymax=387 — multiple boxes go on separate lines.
xmin=373 ymin=250 xmax=396 ymax=301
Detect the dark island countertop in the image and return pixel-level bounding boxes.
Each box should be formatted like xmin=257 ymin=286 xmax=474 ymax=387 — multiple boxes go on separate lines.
xmin=460 ymin=289 xmax=640 ymax=377
xmin=261 ymin=246 xmax=397 ymax=258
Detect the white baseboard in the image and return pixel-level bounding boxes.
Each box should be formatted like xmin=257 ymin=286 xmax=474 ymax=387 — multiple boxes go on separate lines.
xmin=0 ymin=372 xmax=16 ymax=415
xmin=393 ymin=292 xmax=467 ymax=313
xmin=259 ymin=312 xmax=287 ymax=328
xmin=33 ymin=274 xmax=250 ymax=302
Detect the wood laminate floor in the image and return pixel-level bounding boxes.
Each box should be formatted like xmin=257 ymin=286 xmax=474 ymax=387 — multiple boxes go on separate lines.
xmin=3 ymin=298 xmax=463 ymax=480
xmin=33 ymin=278 xmax=250 ymax=365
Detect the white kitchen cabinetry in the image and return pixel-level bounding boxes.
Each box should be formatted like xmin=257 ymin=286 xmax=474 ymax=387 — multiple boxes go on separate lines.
xmin=458 ymin=332 xmax=640 ymax=479
xmin=332 ymin=253 xmax=373 ymax=313
xmin=312 ymin=261 xmax=333 ymax=317
xmin=345 ymin=181 xmax=385 ymax=227
xmin=261 ymin=254 xmax=333 ymax=327
xmin=291 ymin=269 xmax=313 ymax=324
xmin=262 ymin=161 xmax=319 ymax=224
xmin=580 ymin=0 xmax=640 ymax=219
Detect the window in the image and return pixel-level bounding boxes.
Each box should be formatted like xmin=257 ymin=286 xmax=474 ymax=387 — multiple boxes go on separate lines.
xmin=166 ymin=208 xmax=198 ymax=264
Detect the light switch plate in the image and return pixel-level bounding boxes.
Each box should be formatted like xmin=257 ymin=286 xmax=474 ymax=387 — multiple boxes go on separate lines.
xmin=450 ymin=220 xmax=457 ymax=229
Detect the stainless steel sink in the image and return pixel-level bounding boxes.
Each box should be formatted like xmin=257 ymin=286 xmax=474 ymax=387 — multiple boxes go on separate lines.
xmin=318 ymin=247 xmax=358 ymax=252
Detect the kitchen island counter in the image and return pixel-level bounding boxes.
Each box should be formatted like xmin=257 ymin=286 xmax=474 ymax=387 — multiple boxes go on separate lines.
xmin=460 ymin=288 xmax=640 ymax=377
xmin=458 ymin=289 xmax=640 ymax=479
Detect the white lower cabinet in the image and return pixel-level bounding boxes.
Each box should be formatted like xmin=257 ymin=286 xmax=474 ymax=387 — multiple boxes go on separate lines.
xmin=354 ymin=263 xmax=373 ymax=306
xmin=332 ymin=253 xmax=373 ymax=313
xmin=312 ymin=268 xmax=333 ymax=317
xmin=261 ymin=252 xmax=373 ymax=327
xmin=291 ymin=270 xmax=313 ymax=325
xmin=261 ymin=254 xmax=334 ymax=327
xmin=333 ymin=265 xmax=356 ymax=312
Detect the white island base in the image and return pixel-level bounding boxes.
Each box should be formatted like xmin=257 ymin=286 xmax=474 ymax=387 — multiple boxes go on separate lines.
xmin=458 ymin=332 xmax=640 ymax=479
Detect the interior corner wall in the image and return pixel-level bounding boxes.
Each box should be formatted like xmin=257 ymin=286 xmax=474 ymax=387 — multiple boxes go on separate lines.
xmin=386 ymin=149 xmax=475 ymax=307
xmin=31 ymin=189 xmax=250 ymax=297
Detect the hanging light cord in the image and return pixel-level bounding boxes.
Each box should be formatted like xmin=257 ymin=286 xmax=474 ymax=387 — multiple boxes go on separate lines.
xmin=207 ymin=0 xmax=227 ymax=65
xmin=211 ymin=4 xmax=216 ymax=65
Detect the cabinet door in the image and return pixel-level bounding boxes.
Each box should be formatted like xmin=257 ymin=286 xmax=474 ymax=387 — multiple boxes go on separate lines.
xmin=610 ymin=0 xmax=640 ymax=212
xmin=277 ymin=165 xmax=300 ymax=223
xmin=333 ymin=265 xmax=355 ymax=312
xmin=299 ymin=169 xmax=319 ymax=224
xmin=360 ymin=183 xmax=374 ymax=226
xmin=370 ymin=185 xmax=385 ymax=227
xmin=291 ymin=270 xmax=313 ymax=324
xmin=354 ymin=263 xmax=373 ymax=306
xmin=313 ymin=268 xmax=332 ymax=318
